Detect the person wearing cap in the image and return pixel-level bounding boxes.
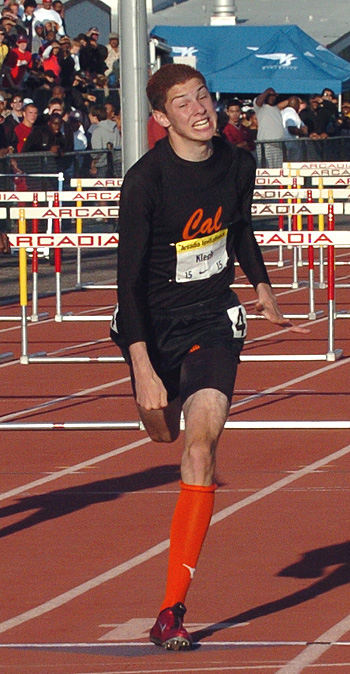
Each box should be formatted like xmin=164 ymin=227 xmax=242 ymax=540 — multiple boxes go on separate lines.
xmin=33 ymin=0 xmax=64 ymax=37
xmin=2 ymin=33 xmax=32 ymax=89
xmin=0 ymin=14 xmax=19 ymax=47
xmin=104 ymin=31 xmax=119 ymax=89
xmin=84 ymin=27 xmax=107 ymax=76
xmin=69 ymin=109 xmax=87 ymax=151
xmin=3 ymin=92 xmax=22 ymax=140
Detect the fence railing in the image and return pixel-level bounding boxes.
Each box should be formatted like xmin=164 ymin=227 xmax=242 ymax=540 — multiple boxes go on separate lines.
xmin=0 ymin=149 xmax=122 ymax=190
xmin=256 ymin=136 xmax=350 ymax=167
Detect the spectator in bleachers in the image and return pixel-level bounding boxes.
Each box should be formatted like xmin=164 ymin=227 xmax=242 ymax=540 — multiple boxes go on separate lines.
xmin=31 ymin=20 xmax=45 ymax=53
xmin=52 ymin=0 xmax=66 ymax=34
xmin=253 ymin=87 xmax=285 ymax=167
xmin=104 ymin=32 xmax=119 ymax=89
xmin=3 ymin=92 xmax=22 ymax=140
xmin=2 ymin=33 xmax=32 ymax=89
xmin=92 ymin=72 xmax=108 ymax=105
xmin=22 ymin=109 xmax=64 ymax=152
xmin=69 ymin=108 xmax=87 ymax=149
xmin=242 ymin=108 xmax=258 ymax=141
xmin=40 ymin=21 xmax=57 ymax=47
xmin=41 ymin=39 xmax=61 ymax=80
xmin=299 ymin=95 xmax=330 ymax=139
xmin=5 ymin=1 xmax=26 ymax=33
xmin=30 ymin=68 xmax=55 ymax=110
xmin=89 ymin=103 xmax=120 ymax=177
xmin=11 ymin=100 xmax=37 ymax=151
xmin=0 ymin=92 xmax=5 ymax=123
xmin=281 ymin=95 xmax=308 ymax=161
xmin=69 ymin=38 xmax=80 ymax=74
xmin=22 ymin=0 xmax=37 ymax=47
xmin=1 ymin=14 xmax=19 ymax=47
xmin=0 ymin=26 xmax=9 ymax=74
xmin=84 ymin=27 xmax=107 ymax=77
xmin=222 ymin=98 xmax=255 ymax=152
xmin=57 ymin=36 xmax=75 ymax=87
xmin=33 ymin=0 xmax=64 ymax=37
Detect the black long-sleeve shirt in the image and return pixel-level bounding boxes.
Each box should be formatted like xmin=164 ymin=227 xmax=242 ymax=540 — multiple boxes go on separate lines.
xmin=117 ymin=136 xmax=270 ymax=347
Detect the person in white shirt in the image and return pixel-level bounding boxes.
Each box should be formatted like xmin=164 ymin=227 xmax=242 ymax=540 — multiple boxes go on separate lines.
xmin=33 ymin=0 xmax=64 ymax=36
xmin=281 ymin=96 xmax=308 ymax=162
xmin=253 ymin=87 xmax=285 ymax=168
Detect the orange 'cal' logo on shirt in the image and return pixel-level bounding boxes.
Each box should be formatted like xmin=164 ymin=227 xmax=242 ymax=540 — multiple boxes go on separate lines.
xmin=182 ymin=206 xmax=222 ymax=240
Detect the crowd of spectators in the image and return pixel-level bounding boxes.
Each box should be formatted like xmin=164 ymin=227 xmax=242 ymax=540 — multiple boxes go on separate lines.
xmin=0 ymin=0 xmax=121 ymax=178
xmin=218 ymin=87 xmax=350 ymax=167
xmin=0 ymin=0 xmax=349 ymax=174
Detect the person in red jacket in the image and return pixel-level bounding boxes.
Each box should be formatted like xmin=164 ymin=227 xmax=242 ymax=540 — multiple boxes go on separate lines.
xmin=222 ymin=98 xmax=255 ymax=152
xmin=2 ymin=33 xmax=32 ymax=89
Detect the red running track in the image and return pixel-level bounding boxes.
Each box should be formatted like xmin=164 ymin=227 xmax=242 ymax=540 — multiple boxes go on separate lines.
xmin=1 ymin=249 xmax=350 ymax=674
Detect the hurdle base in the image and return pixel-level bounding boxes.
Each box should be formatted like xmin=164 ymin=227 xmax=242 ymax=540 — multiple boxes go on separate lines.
xmin=0 ymin=351 xmax=14 ymax=362
xmin=30 ymin=312 xmax=50 ymax=323
xmin=317 ymin=282 xmax=327 ymax=290
xmin=308 ymin=310 xmax=324 ymax=320
xmin=20 ymin=355 xmax=29 ymax=364
xmin=55 ymin=311 xmax=73 ymax=323
xmin=326 ymin=348 xmax=343 ymax=362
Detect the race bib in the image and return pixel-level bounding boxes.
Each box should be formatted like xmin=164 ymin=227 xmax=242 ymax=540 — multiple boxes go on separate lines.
xmin=227 ymin=304 xmax=247 ymax=339
xmin=175 ymin=229 xmax=228 ymax=283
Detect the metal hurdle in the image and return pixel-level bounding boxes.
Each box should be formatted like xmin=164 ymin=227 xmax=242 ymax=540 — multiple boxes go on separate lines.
xmin=8 ymin=228 xmax=346 ymax=364
xmin=10 ymin=202 xmax=120 ymax=323
xmin=48 ymin=183 xmax=121 ymax=291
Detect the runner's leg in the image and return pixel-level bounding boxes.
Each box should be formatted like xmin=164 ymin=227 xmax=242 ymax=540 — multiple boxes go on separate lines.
xmin=137 ymin=396 xmax=182 ymax=443
xmin=159 ymin=387 xmax=228 ymax=610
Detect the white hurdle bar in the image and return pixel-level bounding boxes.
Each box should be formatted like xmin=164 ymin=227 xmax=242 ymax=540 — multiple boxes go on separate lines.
xmin=1 ymin=420 xmax=350 ymax=431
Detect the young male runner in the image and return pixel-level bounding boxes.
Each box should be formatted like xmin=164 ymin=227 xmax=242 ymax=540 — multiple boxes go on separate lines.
xmin=111 ymin=64 xmax=306 ymax=651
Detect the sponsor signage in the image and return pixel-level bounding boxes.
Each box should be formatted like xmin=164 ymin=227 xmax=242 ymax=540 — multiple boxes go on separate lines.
xmin=10 ymin=206 xmax=120 ymax=219
xmin=252 ymin=203 xmax=343 ymax=215
xmin=46 ymin=191 xmax=121 ymax=202
xmin=70 ymin=178 xmax=123 ymax=187
xmin=7 ymin=231 xmax=350 ymax=248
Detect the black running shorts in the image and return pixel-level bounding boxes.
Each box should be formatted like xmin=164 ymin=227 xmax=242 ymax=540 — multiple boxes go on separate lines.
xmin=111 ymin=292 xmax=247 ymax=405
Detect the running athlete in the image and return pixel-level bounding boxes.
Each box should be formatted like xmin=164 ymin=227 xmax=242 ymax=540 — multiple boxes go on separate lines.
xmin=110 ymin=64 xmax=307 ymax=651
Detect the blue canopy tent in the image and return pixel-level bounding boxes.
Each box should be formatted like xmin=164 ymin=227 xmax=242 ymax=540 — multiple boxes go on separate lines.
xmin=151 ymin=24 xmax=350 ymax=94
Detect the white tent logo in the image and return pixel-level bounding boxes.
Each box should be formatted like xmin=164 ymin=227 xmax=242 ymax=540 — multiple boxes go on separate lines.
xmin=172 ymin=46 xmax=198 ymax=58
xmin=172 ymin=45 xmax=198 ymax=68
xmin=255 ymin=52 xmax=297 ymax=67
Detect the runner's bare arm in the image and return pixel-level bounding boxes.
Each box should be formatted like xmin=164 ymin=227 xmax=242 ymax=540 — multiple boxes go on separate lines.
xmin=129 ymin=341 xmax=168 ymax=410
xmin=255 ymin=282 xmax=309 ymax=333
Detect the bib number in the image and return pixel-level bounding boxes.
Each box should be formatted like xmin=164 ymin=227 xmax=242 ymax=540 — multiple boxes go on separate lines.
xmin=227 ymin=304 xmax=247 ymax=339
xmin=175 ymin=229 xmax=228 ymax=283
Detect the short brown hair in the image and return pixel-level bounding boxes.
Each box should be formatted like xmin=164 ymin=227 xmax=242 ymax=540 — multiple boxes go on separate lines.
xmin=146 ymin=63 xmax=206 ymax=113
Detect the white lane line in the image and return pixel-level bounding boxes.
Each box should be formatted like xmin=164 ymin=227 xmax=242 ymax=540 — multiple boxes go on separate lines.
xmin=275 ymin=614 xmax=350 ymax=673
xmin=0 ymin=442 xmax=350 ymax=636
xmin=0 ymin=376 xmax=131 ymax=423
xmin=0 ymin=436 xmax=150 ymax=503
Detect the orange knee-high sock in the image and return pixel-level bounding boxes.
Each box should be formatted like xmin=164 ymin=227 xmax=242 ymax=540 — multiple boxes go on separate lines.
xmin=159 ymin=481 xmax=216 ymax=611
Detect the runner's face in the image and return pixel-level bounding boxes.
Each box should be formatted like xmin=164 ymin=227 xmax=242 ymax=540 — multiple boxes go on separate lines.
xmin=160 ymin=77 xmax=217 ymax=143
